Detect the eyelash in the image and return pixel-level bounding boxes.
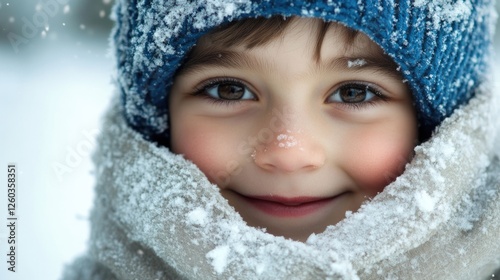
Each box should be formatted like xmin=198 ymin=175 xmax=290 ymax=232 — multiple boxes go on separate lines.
xmin=191 ymin=78 xmax=389 ymax=109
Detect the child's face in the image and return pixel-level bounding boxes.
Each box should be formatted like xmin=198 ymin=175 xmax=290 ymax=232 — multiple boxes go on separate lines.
xmin=169 ymin=19 xmax=417 ymax=241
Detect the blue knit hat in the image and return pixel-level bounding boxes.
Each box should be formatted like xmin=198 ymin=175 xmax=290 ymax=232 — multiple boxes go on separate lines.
xmin=112 ymin=0 xmax=496 ymax=142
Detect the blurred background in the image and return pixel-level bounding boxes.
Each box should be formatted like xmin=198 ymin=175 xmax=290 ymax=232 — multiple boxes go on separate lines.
xmin=0 ymin=1 xmax=499 ymax=280
xmin=0 ymin=1 xmax=114 ymax=279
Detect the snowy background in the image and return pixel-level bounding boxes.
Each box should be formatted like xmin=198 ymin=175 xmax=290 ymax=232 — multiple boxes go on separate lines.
xmin=0 ymin=1 xmax=499 ymax=280
xmin=0 ymin=1 xmax=114 ymax=279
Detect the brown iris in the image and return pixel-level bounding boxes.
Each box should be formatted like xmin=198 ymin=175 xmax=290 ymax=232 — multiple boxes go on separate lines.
xmin=217 ymin=83 xmax=245 ymax=100
xmin=338 ymin=86 xmax=367 ymax=103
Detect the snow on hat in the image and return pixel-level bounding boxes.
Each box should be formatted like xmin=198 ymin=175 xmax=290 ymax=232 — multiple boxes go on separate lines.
xmin=111 ymin=0 xmax=496 ymax=142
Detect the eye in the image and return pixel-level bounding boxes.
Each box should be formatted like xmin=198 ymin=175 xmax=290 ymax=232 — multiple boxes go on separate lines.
xmin=327 ymin=83 xmax=382 ymax=104
xmin=204 ymin=81 xmax=255 ymax=101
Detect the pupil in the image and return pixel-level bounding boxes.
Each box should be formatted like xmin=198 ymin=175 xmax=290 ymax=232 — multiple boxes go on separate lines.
xmin=219 ymin=83 xmax=244 ymax=100
xmin=340 ymin=87 xmax=366 ymax=103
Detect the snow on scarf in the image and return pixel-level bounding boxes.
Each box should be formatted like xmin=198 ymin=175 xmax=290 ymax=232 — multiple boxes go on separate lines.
xmin=63 ymin=84 xmax=500 ymax=279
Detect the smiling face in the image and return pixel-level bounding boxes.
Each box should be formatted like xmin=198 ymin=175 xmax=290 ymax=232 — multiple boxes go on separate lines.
xmin=169 ymin=18 xmax=418 ymax=241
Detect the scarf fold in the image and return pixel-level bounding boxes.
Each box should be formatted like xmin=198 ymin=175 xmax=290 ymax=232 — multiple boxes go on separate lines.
xmin=64 ymin=87 xmax=500 ymax=279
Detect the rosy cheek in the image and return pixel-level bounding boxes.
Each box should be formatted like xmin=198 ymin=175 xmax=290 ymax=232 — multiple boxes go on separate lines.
xmin=345 ymin=128 xmax=414 ymax=196
xmin=171 ymin=121 xmax=241 ymax=188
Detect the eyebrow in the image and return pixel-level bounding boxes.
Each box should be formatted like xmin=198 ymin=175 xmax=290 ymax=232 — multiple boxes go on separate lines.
xmin=176 ymin=49 xmax=403 ymax=80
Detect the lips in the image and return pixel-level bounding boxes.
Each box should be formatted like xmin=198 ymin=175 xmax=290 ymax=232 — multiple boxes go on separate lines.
xmin=240 ymin=194 xmax=337 ymax=217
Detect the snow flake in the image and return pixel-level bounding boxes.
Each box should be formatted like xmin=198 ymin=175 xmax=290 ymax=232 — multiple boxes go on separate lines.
xmin=255 ymin=262 xmax=266 ymax=275
xmin=187 ymin=207 xmax=208 ymax=226
xmin=415 ymin=190 xmax=437 ymax=212
xmin=206 ymin=245 xmax=230 ymax=274
xmin=347 ymin=59 xmax=367 ymax=68
xmin=276 ymin=134 xmax=298 ymax=148
xmin=414 ymin=0 xmax=472 ymax=28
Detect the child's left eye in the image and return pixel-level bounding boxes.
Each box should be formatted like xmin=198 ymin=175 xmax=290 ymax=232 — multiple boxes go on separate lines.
xmin=327 ymin=83 xmax=385 ymax=104
xmin=202 ymin=80 xmax=256 ymax=101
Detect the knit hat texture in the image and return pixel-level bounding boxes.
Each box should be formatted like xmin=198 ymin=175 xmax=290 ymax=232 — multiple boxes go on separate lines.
xmin=112 ymin=0 xmax=496 ymax=142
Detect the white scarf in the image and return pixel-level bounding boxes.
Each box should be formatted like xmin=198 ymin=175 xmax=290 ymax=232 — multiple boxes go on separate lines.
xmin=64 ymin=86 xmax=500 ymax=279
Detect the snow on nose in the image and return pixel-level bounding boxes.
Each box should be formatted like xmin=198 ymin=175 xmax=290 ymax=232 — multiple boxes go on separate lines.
xmin=253 ymin=129 xmax=325 ymax=173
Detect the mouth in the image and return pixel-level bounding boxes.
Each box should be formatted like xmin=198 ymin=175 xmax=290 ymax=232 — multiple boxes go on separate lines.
xmin=238 ymin=194 xmax=340 ymax=218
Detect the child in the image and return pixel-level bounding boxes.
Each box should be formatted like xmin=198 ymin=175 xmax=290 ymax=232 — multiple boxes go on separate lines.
xmin=64 ymin=0 xmax=500 ymax=279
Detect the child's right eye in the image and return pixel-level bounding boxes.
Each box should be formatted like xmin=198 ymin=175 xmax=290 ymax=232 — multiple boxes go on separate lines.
xmin=196 ymin=79 xmax=257 ymax=102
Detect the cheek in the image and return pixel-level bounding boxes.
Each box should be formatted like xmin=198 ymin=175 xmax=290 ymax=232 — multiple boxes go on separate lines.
xmin=344 ymin=125 xmax=415 ymax=196
xmin=170 ymin=118 xmax=243 ymax=187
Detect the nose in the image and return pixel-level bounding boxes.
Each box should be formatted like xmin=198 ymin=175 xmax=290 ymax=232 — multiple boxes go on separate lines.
xmin=253 ymin=130 xmax=326 ymax=173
